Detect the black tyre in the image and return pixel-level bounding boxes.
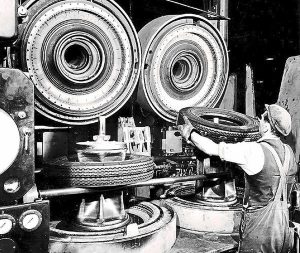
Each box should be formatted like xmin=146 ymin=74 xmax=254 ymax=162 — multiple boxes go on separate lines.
xmin=45 ymin=155 xmax=154 ymax=187
xmin=177 ymin=107 xmax=261 ymax=143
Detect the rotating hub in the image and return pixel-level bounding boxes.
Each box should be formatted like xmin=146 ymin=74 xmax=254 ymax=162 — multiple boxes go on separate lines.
xmin=59 ymin=192 xmax=128 ymax=232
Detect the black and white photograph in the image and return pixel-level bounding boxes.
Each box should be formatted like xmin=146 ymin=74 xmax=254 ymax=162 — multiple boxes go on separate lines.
xmin=0 ymin=0 xmax=299 ymax=252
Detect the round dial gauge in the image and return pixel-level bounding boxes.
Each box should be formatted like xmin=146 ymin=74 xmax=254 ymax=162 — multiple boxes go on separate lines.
xmin=0 ymin=214 xmax=15 ymax=235
xmin=19 ymin=210 xmax=42 ymax=231
xmin=0 ymin=109 xmax=20 ymax=175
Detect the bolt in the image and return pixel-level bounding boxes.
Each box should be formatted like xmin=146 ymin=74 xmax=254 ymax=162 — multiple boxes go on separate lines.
xmin=18 ymin=6 xmax=28 ymax=17
xmin=18 ymin=111 xmax=27 ymax=119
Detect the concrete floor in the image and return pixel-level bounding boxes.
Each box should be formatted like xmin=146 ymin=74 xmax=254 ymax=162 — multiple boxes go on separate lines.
xmin=170 ymin=229 xmax=238 ymax=253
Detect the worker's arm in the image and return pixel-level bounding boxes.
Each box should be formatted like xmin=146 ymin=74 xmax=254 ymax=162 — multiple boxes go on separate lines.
xmin=190 ymin=131 xmax=219 ymax=156
xmin=178 ymin=115 xmax=264 ymax=175
xmin=192 ymin=131 xmax=264 ymax=175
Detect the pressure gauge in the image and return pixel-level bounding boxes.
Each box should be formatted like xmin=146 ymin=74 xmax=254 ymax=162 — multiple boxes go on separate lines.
xmin=19 ymin=210 xmax=42 ymax=232
xmin=0 ymin=214 xmax=15 ymax=235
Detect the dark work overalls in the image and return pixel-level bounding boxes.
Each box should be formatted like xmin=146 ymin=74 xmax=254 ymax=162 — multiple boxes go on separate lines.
xmin=238 ymin=139 xmax=296 ymax=253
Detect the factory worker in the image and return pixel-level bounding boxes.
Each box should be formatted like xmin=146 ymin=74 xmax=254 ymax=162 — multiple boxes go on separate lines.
xmin=178 ymin=104 xmax=298 ymax=252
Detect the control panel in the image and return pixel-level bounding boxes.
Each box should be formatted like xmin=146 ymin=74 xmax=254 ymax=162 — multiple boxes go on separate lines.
xmin=0 ymin=68 xmax=35 ymax=204
xmin=0 ymin=200 xmax=50 ymax=253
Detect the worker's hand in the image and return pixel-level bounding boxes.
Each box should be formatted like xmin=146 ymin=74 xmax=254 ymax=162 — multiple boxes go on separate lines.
xmin=178 ymin=115 xmax=195 ymax=143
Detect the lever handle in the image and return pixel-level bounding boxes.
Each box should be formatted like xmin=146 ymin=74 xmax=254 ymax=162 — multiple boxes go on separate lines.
xmin=23 ymin=127 xmax=31 ymax=153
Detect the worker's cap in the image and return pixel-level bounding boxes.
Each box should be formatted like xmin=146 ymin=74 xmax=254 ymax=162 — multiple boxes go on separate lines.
xmin=265 ymin=104 xmax=291 ymax=136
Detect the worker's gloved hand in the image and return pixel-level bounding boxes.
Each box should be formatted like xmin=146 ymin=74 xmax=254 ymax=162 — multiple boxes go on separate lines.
xmin=178 ymin=115 xmax=195 ymax=144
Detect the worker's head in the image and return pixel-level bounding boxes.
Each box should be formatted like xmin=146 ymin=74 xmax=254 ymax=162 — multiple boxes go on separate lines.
xmin=258 ymin=104 xmax=291 ymax=137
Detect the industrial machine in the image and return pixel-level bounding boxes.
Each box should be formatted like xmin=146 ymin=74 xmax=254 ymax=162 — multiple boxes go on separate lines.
xmin=0 ymin=0 xmax=259 ymax=252
xmin=0 ymin=69 xmax=50 ymax=252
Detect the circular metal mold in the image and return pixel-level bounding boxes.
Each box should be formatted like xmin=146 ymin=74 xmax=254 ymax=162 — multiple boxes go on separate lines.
xmin=20 ymin=0 xmax=141 ymax=124
xmin=177 ymin=107 xmax=261 ymax=143
xmin=49 ymin=202 xmax=176 ymax=253
xmin=76 ymin=141 xmax=127 ymax=162
xmin=195 ymin=197 xmax=237 ymax=207
xmin=71 ymin=214 xmax=131 ymax=232
xmin=44 ymin=155 xmax=155 ymax=187
xmin=137 ymin=15 xmax=229 ymax=122
xmin=165 ymin=185 xmax=242 ymax=235
xmin=0 ymin=109 xmax=20 ymax=175
xmin=76 ymin=141 xmax=127 ymax=151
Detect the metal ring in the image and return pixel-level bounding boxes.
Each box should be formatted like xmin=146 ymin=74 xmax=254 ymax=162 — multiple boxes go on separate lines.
xmin=49 ymin=203 xmax=176 ymax=253
xmin=165 ymin=185 xmax=241 ymax=234
xmin=20 ymin=0 xmax=141 ymax=124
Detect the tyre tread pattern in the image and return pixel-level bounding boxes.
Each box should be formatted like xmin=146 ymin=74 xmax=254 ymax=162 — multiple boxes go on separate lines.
xmin=45 ymin=155 xmax=155 ymax=187
xmin=177 ymin=107 xmax=261 ymax=143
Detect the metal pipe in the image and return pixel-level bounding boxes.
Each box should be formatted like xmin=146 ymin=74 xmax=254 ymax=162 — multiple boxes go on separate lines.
xmin=219 ymin=0 xmax=229 ymax=44
xmin=298 ymin=1 xmax=300 ymax=52
xmin=129 ymin=172 xmax=229 ymax=186
xmin=39 ymin=188 xmax=98 ymax=198
xmin=39 ymin=172 xmax=229 ymax=198
xmin=165 ymin=0 xmax=230 ymax=20
xmin=153 ymin=156 xmax=197 ymax=163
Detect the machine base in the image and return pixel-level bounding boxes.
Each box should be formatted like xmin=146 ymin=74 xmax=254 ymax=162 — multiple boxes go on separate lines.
xmin=165 ymin=185 xmax=242 ymax=235
xmin=49 ymin=202 xmax=176 ymax=253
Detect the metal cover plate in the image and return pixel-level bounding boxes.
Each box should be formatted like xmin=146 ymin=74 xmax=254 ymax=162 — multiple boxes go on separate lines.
xmin=76 ymin=141 xmax=127 ymax=151
xmin=0 ymin=0 xmax=17 ymax=39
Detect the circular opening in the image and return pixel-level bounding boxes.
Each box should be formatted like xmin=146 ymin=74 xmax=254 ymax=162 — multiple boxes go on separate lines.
xmin=172 ymin=60 xmax=189 ymax=80
xmin=170 ymin=55 xmax=202 ymax=91
xmin=172 ymin=60 xmax=190 ymax=79
xmin=64 ymin=44 xmax=89 ymax=70
xmin=202 ymin=115 xmax=243 ymax=126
